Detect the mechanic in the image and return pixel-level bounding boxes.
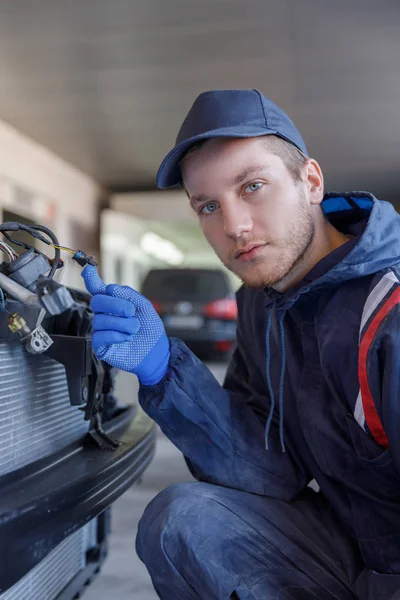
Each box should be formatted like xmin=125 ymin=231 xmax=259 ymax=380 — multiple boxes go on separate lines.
xmin=82 ymin=89 xmax=400 ymax=599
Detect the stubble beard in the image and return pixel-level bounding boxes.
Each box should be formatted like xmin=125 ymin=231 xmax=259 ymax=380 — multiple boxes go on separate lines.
xmin=224 ymin=192 xmax=316 ymax=290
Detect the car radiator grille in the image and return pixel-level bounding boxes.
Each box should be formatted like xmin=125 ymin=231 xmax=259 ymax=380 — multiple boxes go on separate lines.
xmin=0 ymin=519 xmax=98 ymax=600
xmin=0 ymin=341 xmax=89 ymax=477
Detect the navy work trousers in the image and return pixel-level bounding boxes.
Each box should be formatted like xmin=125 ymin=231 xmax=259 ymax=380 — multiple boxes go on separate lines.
xmin=136 ymin=482 xmax=400 ymax=599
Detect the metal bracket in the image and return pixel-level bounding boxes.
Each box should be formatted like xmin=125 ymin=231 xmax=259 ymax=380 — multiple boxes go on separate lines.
xmin=23 ymin=325 xmax=53 ymax=354
xmin=44 ymin=334 xmax=121 ymax=450
xmin=85 ymin=353 xmax=121 ymax=451
xmin=44 ymin=335 xmax=92 ymax=405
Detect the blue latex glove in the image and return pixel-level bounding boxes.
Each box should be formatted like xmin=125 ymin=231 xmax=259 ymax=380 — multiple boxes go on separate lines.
xmin=82 ymin=265 xmax=170 ymax=386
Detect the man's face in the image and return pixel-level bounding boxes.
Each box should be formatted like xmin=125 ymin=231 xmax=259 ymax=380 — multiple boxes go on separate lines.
xmin=182 ymin=137 xmax=315 ymax=289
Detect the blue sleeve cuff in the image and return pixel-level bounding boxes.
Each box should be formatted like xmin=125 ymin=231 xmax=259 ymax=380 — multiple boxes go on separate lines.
xmin=137 ymin=334 xmax=171 ymax=386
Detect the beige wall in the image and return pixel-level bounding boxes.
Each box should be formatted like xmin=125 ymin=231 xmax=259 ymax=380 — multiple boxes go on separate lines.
xmin=0 ymin=120 xmax=101 ymax=289
xmin=110 ymin=191 xmax=241 ymax=290
xmin=111 ymin=190 xmax=195 ymax=223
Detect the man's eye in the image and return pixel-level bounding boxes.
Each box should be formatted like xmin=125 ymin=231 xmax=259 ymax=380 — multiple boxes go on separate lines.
xmin=200 ymin=202 xmax=218 ymax=215
xmin=245 ymin=182 xmax=263 ymax=193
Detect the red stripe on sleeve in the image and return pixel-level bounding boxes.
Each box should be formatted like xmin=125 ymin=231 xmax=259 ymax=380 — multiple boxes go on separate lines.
xmin=358 ymin=287 xmax=400 ymax=448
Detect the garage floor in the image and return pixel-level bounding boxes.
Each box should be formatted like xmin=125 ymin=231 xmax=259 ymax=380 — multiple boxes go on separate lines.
xmin=83 ymin=362 xmax=227 ymax=600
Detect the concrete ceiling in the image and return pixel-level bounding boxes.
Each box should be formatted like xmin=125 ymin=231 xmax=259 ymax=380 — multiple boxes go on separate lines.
xmin=0 ymin=0 xmax=400 ymax=200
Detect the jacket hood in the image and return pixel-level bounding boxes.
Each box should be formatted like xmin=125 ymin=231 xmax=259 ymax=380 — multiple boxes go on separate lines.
xmin=265 ymin=192 xmax=400 ymax=310
xmin=320 ymin=191 xmax=400 ymax=284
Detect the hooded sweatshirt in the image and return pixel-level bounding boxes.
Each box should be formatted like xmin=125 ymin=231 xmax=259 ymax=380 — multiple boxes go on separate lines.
xmin=139 ymin=191 xmax=400 ymax=574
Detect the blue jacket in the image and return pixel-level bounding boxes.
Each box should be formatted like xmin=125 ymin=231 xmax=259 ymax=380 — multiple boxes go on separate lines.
xmin=139 ymin=191 xmax=400 ymax=574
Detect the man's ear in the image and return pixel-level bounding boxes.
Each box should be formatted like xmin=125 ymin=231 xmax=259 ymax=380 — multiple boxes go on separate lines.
xmin=304 ymin=159 xmax=324 ymax=205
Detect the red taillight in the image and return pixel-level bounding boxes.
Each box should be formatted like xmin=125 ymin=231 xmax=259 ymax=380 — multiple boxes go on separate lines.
xmin=215 ymin=340 xmax=234 ymax=352
xmin=150 ymin=299 xmax=162 ymax=314
xmin=203 ymin=298 xmax=238 ymax=320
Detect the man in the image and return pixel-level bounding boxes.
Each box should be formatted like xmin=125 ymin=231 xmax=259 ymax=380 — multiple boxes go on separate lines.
xmin=82 ymin=90 xmax=400 ymax=599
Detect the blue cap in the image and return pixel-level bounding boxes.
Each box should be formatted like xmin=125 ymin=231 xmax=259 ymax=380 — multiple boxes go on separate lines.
xmin=156 ymin=89 xmax=308 ymax=189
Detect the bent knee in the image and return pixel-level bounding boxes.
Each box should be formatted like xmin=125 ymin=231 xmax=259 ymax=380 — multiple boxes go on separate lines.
xmin=136 ymin=481 xmax=230 ymax=560
xmin=138 ymin=482 xmax=214 ymax=534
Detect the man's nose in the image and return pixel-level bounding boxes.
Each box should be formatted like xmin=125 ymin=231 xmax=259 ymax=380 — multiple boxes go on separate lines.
xmin=222 ymin=204 xmax=253 ymax=238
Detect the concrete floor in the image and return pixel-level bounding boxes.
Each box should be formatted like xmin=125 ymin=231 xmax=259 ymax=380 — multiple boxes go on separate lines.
xmin=83 ymin=361 xmax=227 ymax=600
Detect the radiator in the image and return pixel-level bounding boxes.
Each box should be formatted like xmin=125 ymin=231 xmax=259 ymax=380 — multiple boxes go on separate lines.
xmin=0 ymin=341 xmax=89 ymax=477
xmin=0 ymin=519 xmax=98 ymax=600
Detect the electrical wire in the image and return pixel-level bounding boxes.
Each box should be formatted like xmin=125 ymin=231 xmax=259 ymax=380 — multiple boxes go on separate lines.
xmin=0 ymin=247 xmax=13 ymax=261
xmin=50 ymin=244 xmax=76 ymax=254
xmin=0 ymin=223 xmax=96 ymax=278
xmin=0 ymin=241 xmax=18 ymax=262
xmin=0 ymin=222 xmax=62 ymax=278
xmin=0 ymin=240 xmax=18 ymax=259
xmin=1 ymin=231 xmax=53 ymax=263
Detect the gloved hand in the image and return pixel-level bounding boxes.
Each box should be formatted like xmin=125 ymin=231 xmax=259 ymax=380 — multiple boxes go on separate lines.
xmin=82 ymin=265 xmax=170 ymax=386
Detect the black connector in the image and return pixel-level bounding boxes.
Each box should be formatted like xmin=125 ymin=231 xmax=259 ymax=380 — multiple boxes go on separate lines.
xmin=36 ymin=278 xmax=75 ymax=315
xmin=5 ymin=248 xmax=50 ymax=292
xmin=72 ymin=251 xmax=98 ymax=268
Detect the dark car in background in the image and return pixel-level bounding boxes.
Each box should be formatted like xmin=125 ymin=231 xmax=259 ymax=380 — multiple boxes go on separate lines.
xmin=141 ymin=268 xmax=238 ymax=360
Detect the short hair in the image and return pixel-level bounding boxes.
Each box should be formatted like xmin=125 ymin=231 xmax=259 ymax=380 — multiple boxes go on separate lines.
xmin=180 ymin=135 xmax=308 ymax=183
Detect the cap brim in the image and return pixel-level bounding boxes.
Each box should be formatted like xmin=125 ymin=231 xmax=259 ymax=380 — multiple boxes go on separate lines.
xmin=156 ymin=125 xmax=279 ymax=189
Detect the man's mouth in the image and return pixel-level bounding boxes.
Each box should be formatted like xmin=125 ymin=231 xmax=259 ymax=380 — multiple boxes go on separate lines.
xmin=234 ymin=243 xmax=267 ymax=262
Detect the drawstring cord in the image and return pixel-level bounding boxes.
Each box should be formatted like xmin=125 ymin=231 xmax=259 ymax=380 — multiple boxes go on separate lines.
xmin=264 ymin=309 xmax=287 ymax=452
xmin=264 ymin=309 xmax=274 ymax=449
xmin=278 ymin=314 xmax=286 ymax=452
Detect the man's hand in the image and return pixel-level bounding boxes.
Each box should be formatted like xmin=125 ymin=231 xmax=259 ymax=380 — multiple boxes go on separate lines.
xmin=82 ymin=265 xmax=170 ymax=386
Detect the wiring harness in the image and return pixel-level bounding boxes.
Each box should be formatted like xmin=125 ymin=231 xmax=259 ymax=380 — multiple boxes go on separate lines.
xmin=0 ymin=220 xmax=98 ymax=353
xmin=0 ymin=222 xmax=97 ymax=275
